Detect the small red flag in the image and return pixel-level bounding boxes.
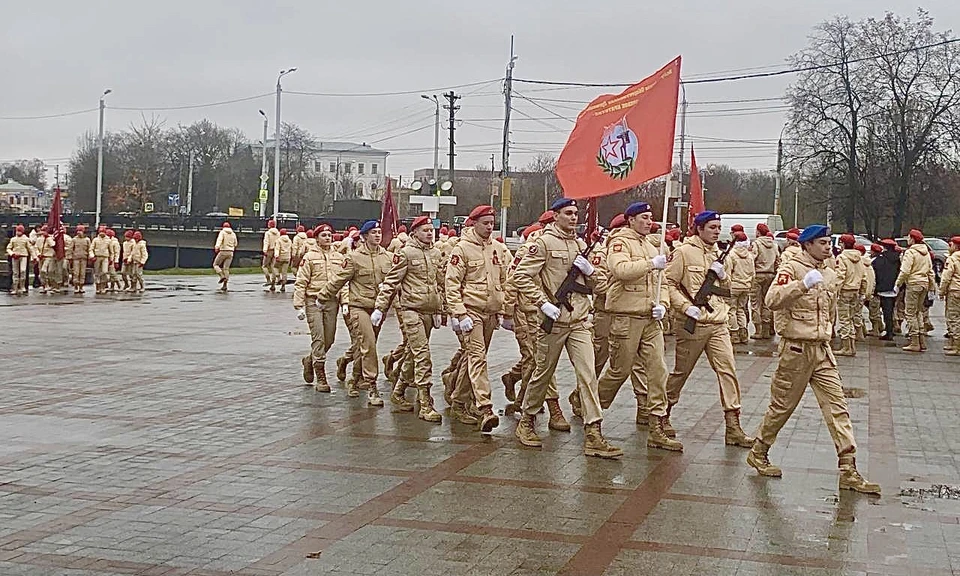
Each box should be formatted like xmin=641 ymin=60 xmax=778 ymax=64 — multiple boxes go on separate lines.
xmin=687 ymin=145 xmax=704 ymax=232
xmin=47 ymin=187 xmax=65 ymax=259
xmin=556 ymin=57 xmax=681 ymax=200
xmin=380 ymin=177 xmax=399 ymax=248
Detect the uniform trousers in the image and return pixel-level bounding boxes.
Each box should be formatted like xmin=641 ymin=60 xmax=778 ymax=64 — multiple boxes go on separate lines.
xmin=213 ymin=250 xmax=234 ymax=280
xmin=597 ymin=315 xmax=668 ymax=416
xmin=903 ymin=284 xmax=927 ymax=337
xmin=306 ymin=299 xmax=338 ymax=364
xmin=667 ymin=322 xmax=742 ymax=412
xmin=753 ymin=273 xmax=775 ymax=328
xmin=349 ymin=306 xmax=382 ymax=389
xmin=836 ymin=290 xmax=860 ymax=340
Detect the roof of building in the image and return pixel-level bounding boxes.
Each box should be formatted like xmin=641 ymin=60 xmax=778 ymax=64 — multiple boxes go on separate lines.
xmin=259 ymin=140 xmax=389 ymax=156
xmin=0 ymin=179 xmax=40 ymax=192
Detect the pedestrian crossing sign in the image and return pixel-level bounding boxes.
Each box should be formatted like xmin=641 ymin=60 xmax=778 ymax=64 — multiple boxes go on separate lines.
xmin=259 ymin=189 xmax=269 ymax=202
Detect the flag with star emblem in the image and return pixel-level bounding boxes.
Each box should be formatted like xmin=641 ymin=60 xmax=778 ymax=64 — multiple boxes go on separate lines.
xmin=556 ymin=56 xmax=681 ymax=200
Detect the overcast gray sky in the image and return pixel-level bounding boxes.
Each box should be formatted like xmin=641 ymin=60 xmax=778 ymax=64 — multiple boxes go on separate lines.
xmin=2 ymin=0 xmax=959 ymax=185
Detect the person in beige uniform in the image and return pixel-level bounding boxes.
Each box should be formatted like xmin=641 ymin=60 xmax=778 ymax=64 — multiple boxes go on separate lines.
xmin=273 ymin=229 xmax=293 ymax=292
xmin=90 ymin=227 xmax=112 ymax=294
xmin=501 ymin=223 xmax=542 ymax=404
xmin=6 ymin=225 xmax=33 ymax=295
xmin=833 ymin=234 xmax=867 ymax=356
xmin=32 ymin=226 xmax=56 ymax=293
xmin=781 ymin=229 xmax=801 ymax=265
xmin=213 ymin=222 xmax=238 ymax=291
xmin=291 ymin=225 xmax=307 ymax=268
xmin=591 ymin=214 xmax=627 ymax=376
xmin=121 ymin=231 xmax=136 ymax=292
xmin=129 ymin=231 xmax=148 ymax=293
xmin=851 ymin=244 xmax=869 ymax=340
xmin=726 ymin=231 xmax=755 ymax=344
xmin=747 ymin=225 xmax=880 ymax=494
xmin=445 ymin=205 xmax=509 ymax=433
xmin=106 ymin=229 xmax=121 ymax=292
xmin=866 ymin=244 xmax=884 ymax=336
xmin=262 ymin=219 xmax=280 ymax=291
xmin=57 ymin=226 xmax=72 ymax=291
xmin=294 ymin=223 xmax=344 ymax=391
xmin=387 ymin=225 xmax=407 ymax=253
xmin=592 ymin=202 xmax=677 ymax=451
xmin=373 ymin=216 xmax=445 ymax=422
xmin=940 ymin=237 xmax=960 ymax=356
xmin=752 ymin=224 xmax=780 ymax=339
xmin=513 ymin=198 xmax=622 ymax=459
xmin=303 ymin=229 xmax=318 ymax=256
xmin=318 ymin=219 xmax=391 ymax=405
xmin=70 ymin=226 xmax=92 ymax=294
xmin=897 ymin=229 xmax=937 ymax=352
xmin=665 ymin=211 xmax=752 ymax=448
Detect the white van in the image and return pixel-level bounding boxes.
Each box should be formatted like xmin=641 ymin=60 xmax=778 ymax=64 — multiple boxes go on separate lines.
xmin=718 ymin=214 xmax=784 ymax=241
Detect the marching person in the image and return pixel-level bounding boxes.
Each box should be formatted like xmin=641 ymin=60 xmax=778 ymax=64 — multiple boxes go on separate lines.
xmin=293 ymin=223 xmax=345 ymax=392
xmin=665 ymin=211 xmax=752 ymax=448
xmin=752 ymin=223 xmax=780 ymax=339
xmin=129 ymin=231 xmax=148 ymax=293
xmin=590 ymin=215 xmax=625 ymax=377
xmin=262 ymin=219 xmax=280 ymax=291
xmin=373 ymin=215 xmax=445 ymax=422
xmin=90 ymin=226 xmax=112 ymax=294
xmin=213 ymin=222 xmax=237 ymax=292
xmin=513 ymin=198 xmax=622 ymax=459
xmin=106 ymin=229 xmax=122 ymax=292
xmin=6 ymin=225 xmax=33 ymax=295
xmin=852 ymin=244 xmax=869 ymax=340
xmin=834 ymin=234 xmax=867 ymax=357
xmin=940 ymin=236 xmax=960 ymax=356
xmin=387 ymin=224 xmax=407 ymax=252
xmin=317 ymin=220 xmax=391 ymax=405
xmin=274 ymin=228 xmax=293 ymax=292
xmin=292 ymin=225 xmax=307 ymax=268
xmin=303 ymin=228 xmax=317 ymax=257
xmin=726 ymin=231 xmax=755 ymax=344
xmin=33 ymin=226 xmax=55 ymax=293
xmin=747 ymin=225 xmax=880 ymax=494
xmin=445 ymin=206 xmax=510 ymax=432
xmin=592 ymin=202 xmax=677 ymax=451
xmin=781 ymin=229 xmax=801 ymax=265
xmin=71 ymin=226 xmax=91 ymax=294
xmin=121 ymin=230 xmax=136 ymax=292
xmin=896 ymin=229 xmax=937 ymax=352
xmin=57 ymin=225 xmax=72 ymax=292
xmin=866 ymin=244 xmax=884 ymax=337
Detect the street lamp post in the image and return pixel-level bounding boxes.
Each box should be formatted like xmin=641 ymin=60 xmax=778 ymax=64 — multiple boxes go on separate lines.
xmin=273 ymin=67 xmax=297 ymax=218
xmin=95 ymin=89 xmax=111 ymax=228
xmin=774 ymin=123 xmax=786 ymax=215
xmin=259 ymin=110 xmax=268 ymax=218
xmin=421 ymin=94 xmax=440 ymax=183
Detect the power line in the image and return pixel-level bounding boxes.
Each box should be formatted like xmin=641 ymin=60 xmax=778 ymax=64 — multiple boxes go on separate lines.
xmin=0 ymin=108 xmax=98 ymax=121
xmin=111 ymin=92 xmax=273 ymax=111
xmin=286 ymin=78 xmax=501 ymax=98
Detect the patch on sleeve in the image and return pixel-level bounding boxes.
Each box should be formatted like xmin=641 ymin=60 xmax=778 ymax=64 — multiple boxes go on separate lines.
xmin=342 ymin=258 xmax=350 ymax=269
xmin=528 ymin=245 xmax=537 ymax=255
xmin=776 ymin=273 xmax=791 ymax=285
xmin=513 ymin=255 xmax=522 ymax=265
xmin=393 ymin=254 xmax=401 ymax=265
xmin=592 ymin=256 xmax=601 ymax=265
xmin=612 ymin=243 xmax=623 ymax=253
xmin=450 ymin=255 xmax=460 ymax=266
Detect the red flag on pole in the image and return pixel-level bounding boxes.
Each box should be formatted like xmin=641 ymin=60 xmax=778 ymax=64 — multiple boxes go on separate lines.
xmin=556 ymin=57 xmax=681 ymax=200
xmin=584 ymin=198 xmax=599 ymax=241
xmin=687 ymin=145 xmax=704 ymax=233
xmin=380 ymin=177 xmax=399 ymax=248
xmin=47 ymin=187 xmax=65 ymax=259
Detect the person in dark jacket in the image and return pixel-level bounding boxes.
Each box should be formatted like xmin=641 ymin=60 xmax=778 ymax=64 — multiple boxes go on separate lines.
xmin=873 ymin=239 xmax=901 ymax=341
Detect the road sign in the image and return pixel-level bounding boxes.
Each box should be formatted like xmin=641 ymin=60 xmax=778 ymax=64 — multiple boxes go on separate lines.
xmin=253 ymin=202 xmax=260 ymax=212
xmin=168 ymin=193 xmax=180 ymax=206
xmin=501 ymin=178 xmax=512 ymax=208
xmin=259 ymin=189 xmax=269 ymax=202
xmin=144 ymin=202 xmax=154 ymax=213
xmin=260 ymin=174 xmax=269 ymax=184
xmin=178 ymin=205 xmax=187 ymax=215
xmin=674 ymin=201 xmax=688 ymax=207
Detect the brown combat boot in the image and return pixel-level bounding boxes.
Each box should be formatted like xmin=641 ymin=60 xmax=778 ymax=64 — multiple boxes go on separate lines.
xmin=346 ymin=378 xmax=360 ymax=398
xmin=382 ymin=354 xmax=395 ymax=379
xmin=902 ymin=335 xmax=922 ymax=352
xmin=583 ymin=422 xmax=623 ymax=459
xmin=546 ymin=399 xmax=571 ymax=432
xmin=636 ymin=394 xmax=649 ymax=427
xmin=855 ymin=325 xmax=865 ymax=341
xmin=501 ymin=372 xmax=518 ymax=402
xmin=336 ymin=356 xmax=349 ymax=382
xmin=920 ymin=334 xmax=928 ymax=351
xmin=834 ymin=339 xmax=853 ymax=357
xmin=416 ymin=388 xmax=442 ymax=423
xmin=478 ymin=405 xmax=499 ymax=434
xmin=868 ymin=325 xmax=880 ymax=337
xmin=729 ymin=329 xmax=741 ymax=344
xmin=367 ymin=385 xmax=384 ymax=407
xmin=723 ymin=410 xmax=753 ymax=448
xmin=838 ymin=454 xmax=881 ymax=495
xmin=739 ymin=328 xmax=750 ymax=343
xmin=390 ymin=381 xmax=413 ymax=412
xmin=946 ymin=337 xmax=959 ymax=356
xmin=515 ymin=414 xmax=542 ymax=447
xmin=568 ymin=389 xmax=583 ymax=419
xmin=663 ymin=404 xmax=677 ymax=438
xmin=513 ymin=383 xmax=526 ymax=412
xmin=313 ymin=362 xmax=331 ymax=392
xmin=746 ymin=439 xmax=782 ymax=477
xmin=451 ymin=402 xmax=479 ymax=425
xmin=647 ymin=415 xmax=683 ymax=452
xmin=301 ymin=356 xmax=315 ymax=384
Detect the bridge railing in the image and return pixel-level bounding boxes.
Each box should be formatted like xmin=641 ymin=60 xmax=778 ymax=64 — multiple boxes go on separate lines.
xmin=0 ymin=213 xmax=373 ymax=234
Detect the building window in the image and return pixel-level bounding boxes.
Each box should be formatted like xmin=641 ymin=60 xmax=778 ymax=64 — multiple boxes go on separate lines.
xmin=356 ymin=182 xmax=364 ymax=196
xmin=328 ymin=182 xmax=336 ymax=196
xmin=358 ymin=163 xmax=365 ymax=175
xmin=344 ymin=162 xmax=353 ymax=174
xmin=314 ymin=161 xmax=323 ymax=173
xmin=31 ymin=197 xmax=36 ymax=207
xmin=371 ymin=163 xmax=378 ymax=175
xmin=329 ymin=162 xmax=336 ymax=173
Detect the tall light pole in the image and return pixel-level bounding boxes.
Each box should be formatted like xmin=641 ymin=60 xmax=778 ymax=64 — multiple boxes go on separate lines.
xmin=273 ymin=67 xmax=297 ymax=218
xmin=421 ymin=94 xmax=440 ymax=183
xmin=774 ymin=123 xmax=786 ymax=215
xmin=95 ymin=89 xmax=111 ymax=228
xmin=259 ymin=109 xmax=268 ymax=218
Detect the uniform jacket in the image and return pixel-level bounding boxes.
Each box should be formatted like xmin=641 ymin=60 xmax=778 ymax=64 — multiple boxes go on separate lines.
xmin=215 ymin=228 xmax=238 ymax=251
xmin=274 ymin=234 xmax=293 ymax=261
xmin=939 ymin=251 xmax=960 ymax=295
xmin=864 ymin=258 xmax=876 ymax=297
xmin=318 ymin=241 xmax=391 ymax=310
xmin=262 ymin=227 xmax=280 ymax=254
xmin=504 ymin=230 xmax=546 ymax=317
xmin=513 ymin=224 xmax=594 ymax=325
xmin=292 ymin=232 xmax=307 ymax=259
xmin=445 ymin=227 xmax=508 ymax=317
xmin=122 ymin=239 xmax=137 ymax=264
xmin=131 ymin=240 xmax=149 ymax=265
xmin=71 ymin=235 xmax=91 ymax=260
xmin=781 ymin=244 xmax=801 ymax=265
xmin=726 ymin=245 xmax=756 ymax=294
xmin=5 ymin=235 xmax=33 ymax=258
xmin=109 ymin=237 xmax=121 ymax=263
xmin=90 ymin=236 xmax=111 ymax=258
xmin=666 ymin=235 xmax=732 ymax=325
xmin=293 ymin=245 xmax=346 ymax=308
xmin=767 ymin=250 xmax=840 ymax=342
xmin=604 ymin=227 xmax=668 ymax=317
xmin=836 ymin=249 xmax=867 ymax=294
xmin=62 ymin=234 xmax=73 ymax=260
xmin=895 ymin=242 xmax=935 ymax=289
xmin=752 ymin=236 xmax=780 ymax=275
xmin=376 ymin=235 xmax=445 ymax=314
xmin=34 ymin=235 xmax=55 ymax=258
xmin=588 ymin=240 xmax=610 ymax=313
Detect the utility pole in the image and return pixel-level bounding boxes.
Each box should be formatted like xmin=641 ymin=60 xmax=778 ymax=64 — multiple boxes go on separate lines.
xmin=55 ymin=165 xmax=60 ymax=188
xmin=443 ymin=90 xmax=460 ymax=185
xmin=274 ymin=67 xmax=297 ymax=218
xmin=95 ymin=89 xmax=111 ymax=228
xmin=500 ymin=35 xmax=517 ymax=240
xmin=186 ymin=150 xmax=195 ymax=215
xmin=675 ymin=85 xmax=687 ymax=229
xmin=259 ymin=110 xmax=269 ymax=218
xmin=421 ymin=94 xmax=440 ymax=183
xmin=774 ymin=134 xmax=783 ymax=215
xmin=489 ymin=154 xmax=496 ymax=207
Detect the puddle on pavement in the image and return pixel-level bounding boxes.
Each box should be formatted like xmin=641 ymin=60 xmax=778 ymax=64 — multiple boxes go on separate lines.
xmin=842 ymin=387 xmax=867 ymax=398
xmin=899 ymin=484 xmax=960 ymax=500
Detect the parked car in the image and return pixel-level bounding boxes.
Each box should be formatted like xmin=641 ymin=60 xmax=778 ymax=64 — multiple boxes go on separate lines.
xmin=830 ymin=234 xmax=873 ymax=253
xmin=772 ymin=229 xmax=797 ymax=251
xmin=719 ymin=214 xmax=784 ymax=242
xmin=204 ymin=211 xmax=228 ymax=218
xmin=895 ymin=236 xmax=948 ymax=276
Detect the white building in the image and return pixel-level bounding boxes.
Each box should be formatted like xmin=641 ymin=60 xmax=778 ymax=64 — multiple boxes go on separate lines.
xmin=257 ymin=140 xmax=389 ymax=200
xmin=0 ymin=179 xmax=48 ymax=212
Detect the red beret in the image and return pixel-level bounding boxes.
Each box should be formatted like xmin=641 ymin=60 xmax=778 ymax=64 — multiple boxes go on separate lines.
xmin=316 ymin=224 xmax=333 ymax=235
xmin=908 ymin=229 xmax=923 ymax=242
xmin=279 ymin=228 xmax=287 ymax=235
xmin=75 ymin=225 xmax=85 ymax=233
xmin=951 ymin=236 xmax=960 ymax=246
xmin=495 ymin=236 xmax=504 ymax=243
xmin=133 ymin=231 xmax=142 ymax=240
xmin=757 ymin=223 xmax=770 ymax=235
xmin=296 ymin=225 xmax=305 ymax=232
xmin=124 ymin=230 xmax=134 ymax=239
xmin=731 ymin=224 xmax=744 ymax=232
xmin=106 ymin=229 xmax=115 ymax=237
xmin=855 ymin=244 xmax=865 ymax=253
xmin=333 ymin=233 xmax=343 ymax=241
xmin=870 ymin=243 xmax=883 ymax=253
xmin=786 ymin=232 xmax=799 ymax=241
xmin=537 ymin=210 xmax=556 ymax=225
xmin=306 ymin=229 xmax=315 ymax=238
xmin=733 ymin=231 xmax=748 ymax=242
xmin=448 ymin=229 xmax=457 ymax=237
xmin=839 ymin=234 xmax=856 ymax=248
xmin=651 ymin=222 xmax=661 ymax=233
xmin=788 ymin=227 xmax=800 ymax=235
xmin=609 ymin=214 xmax=627 ymax=229
xmin=15 ymin=224 xmax=25 ymax=233
xmin=881 ymin=238 xmax=898 ymax=248
xmin=440 ymin=226 xmax=449 ymax=234
xmin=40 ymin=225 xmax=49 ymax=233
xmin=398 ymin=225 xmax=407 ymax=233
xmin=267 ymin=220 xmax=276 ymax=228
xmin=666 ymin=228 xmax=682 ymax=242
xmin=410 ymin=216 xmax=431 ymax=230
xmin=469 ymin=205 xmax=495 ymax=221
xmin=222 ymin=222 xmax=231 ymax=228
xmin=348 ymin=226 xmax=358 ymax=232
xmin=522 ymin=223 xmax=543 ymax=239
xmin=98 ymin=226 xmax=107 ymax=234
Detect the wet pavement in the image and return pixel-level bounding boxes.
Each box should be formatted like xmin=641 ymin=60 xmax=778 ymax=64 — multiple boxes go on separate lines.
xmin=2 ymin=275 xmax=959 ymax=575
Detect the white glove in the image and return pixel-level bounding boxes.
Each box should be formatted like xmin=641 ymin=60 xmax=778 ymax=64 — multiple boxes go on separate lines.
xmin=652 ymin=254 xmax=667 ymax=270
xmin=684 ymin=306 xmax=701 ymax=320
xmin=541 ymin=302 xmax=561 ymax=321
xmin=652 ymin=304 xmax=666 ymax=321
xmin=433 ymin=314 xmax=442 ymax=329
xmin=459 ymin=315 xmax=474 ymax=332
xmin=371 ymin=309 xmax=384 ymax=326
xmin=573 ymin=254 xmax=595 ymax=276
xmin=802 ymin=269 xmax=823 ymax=290
xmin=340 ymin=304 xmax=349 ymax=316
xmin=710 ymin=261 xmax=726 ymax=280
xmin=501 ymin=317 xmax=515 ymax=331
xmin=451 ymin=317 xmax=461 ymax=333
xmin=928 ymin=290 xmax=937 ymax=301
xmin=296 ymin=308 xmax=306 ymax=321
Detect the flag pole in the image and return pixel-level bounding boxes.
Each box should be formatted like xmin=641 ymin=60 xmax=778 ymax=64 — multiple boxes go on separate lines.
xmin=654 ymin=176 xmax=673 ymax=303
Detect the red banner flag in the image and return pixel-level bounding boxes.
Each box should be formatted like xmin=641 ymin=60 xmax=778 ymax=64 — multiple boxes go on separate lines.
xmin=687 ymin=145 xmax=704 ymax=232
xmin=556 ymin=57 xmax=681 ymax=200
xmin=584 ymin=198 xmax=599 ymax=241
xmin=47 ymin=187 xmax=65 ymax=259
xmin=380 ymin=177 xmax=399 ymax=248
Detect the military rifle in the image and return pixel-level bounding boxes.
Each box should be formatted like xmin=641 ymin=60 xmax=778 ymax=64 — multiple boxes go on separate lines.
xmin=541 ymin=229 xmax=605 ymax=334
xmin=677 ymin=241 xmax=734 ymax=334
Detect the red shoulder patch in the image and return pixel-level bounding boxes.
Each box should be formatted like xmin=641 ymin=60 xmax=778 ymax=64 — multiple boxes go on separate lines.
xmin=513 ymin=256 xmax=522 ymax=265
xmin=592 ymin=256 xmax=601 ymax=265
xmin=492 ymin=252 xmax=500 ymax=265
xmin=342 ymin=259 xmax=350 ymax=268
xmin=776 ymin=273 xmax=790 ymax=285
xmin=450 ymin=255 xmax=460 ymax=266
xmin=613 ymin=244 xmax=623 ymax=252
xmin=393 ymin=254 xmax=401 ymax=265
xmin=528 ymin=245 xmax=538 ymax=255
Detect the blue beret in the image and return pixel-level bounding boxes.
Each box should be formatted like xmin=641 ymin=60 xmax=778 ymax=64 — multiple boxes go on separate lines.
xmin=693 ymin=210 xmax=720 ymax=226
xmin=624 ymin=202 xmax=651 ymax=217
xmin=359 ymin=219 xmax=380 ymax=235
xmin=550 ymin=198 xmax=576 ymax=212
xmin=797 ymin=224 xmax=830 ymax=243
